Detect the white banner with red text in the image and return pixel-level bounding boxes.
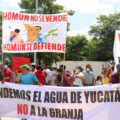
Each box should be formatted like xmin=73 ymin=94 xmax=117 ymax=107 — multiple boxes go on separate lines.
xmin=2 ymin=11 xmax=67 ymax=53
xmin=0 ymin=82 xmax=120 ymax=120
xmin=113 ymin=31 xmax=120 ymax=67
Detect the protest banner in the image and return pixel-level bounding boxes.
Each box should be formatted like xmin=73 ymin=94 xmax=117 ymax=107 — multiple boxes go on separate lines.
xmin=113 ymin=31 xmax=120 ymax=68
xmin=12 ymin=57 xmax=30 ymax=71
xmin=0 ymin=82 xmax=120 ymax=120
xmin=2 ymin=11 xmax=67 ymax=53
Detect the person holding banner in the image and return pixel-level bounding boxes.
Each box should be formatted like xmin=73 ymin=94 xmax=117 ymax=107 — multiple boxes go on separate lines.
xmin=43 ymin=64 xmax=51 ymax=85
xmin=3 ymin=64 xmax=12 ymax=83
xmin=71 ymin=66 xmax=85 ymax=87
xmin=0 ymin=69 xmax=4 ymax=83
xmin=102 ymin=62 xmax=115 ymax=84
xmin=59 ymin=65 xmax=71 ymax=87
xmin=19 ymin=64 xmax=42 ymax=85
xmin=30 ymin=63 xmax=37 ymax=73
xmin=83 ymin=64 xmax=95 ymax=86
xmin=34 ymin=65 xmax=45 ymax=85
xmin=48 ymin=67 xmax=57 ymax=86
xmin=109 ymin=63 xmax=120 ymax=83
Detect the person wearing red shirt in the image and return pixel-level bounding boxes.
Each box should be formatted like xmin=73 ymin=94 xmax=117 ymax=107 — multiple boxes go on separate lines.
xmin=109 ymin=63 xmax=120 ymax=84
xmin=3 ymin=65 xmax=12 ymax=82
xmin=34 ymin=65 xmax=45 ymax=85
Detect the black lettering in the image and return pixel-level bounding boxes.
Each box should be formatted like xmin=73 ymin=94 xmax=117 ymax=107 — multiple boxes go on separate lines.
xmin=26 ymin=91 xmax=31 ymax=101
xmin=62 ymin=109 xmax=67 ymax=118
xmin=44 ymin=92 xmax=49 ymax=103
xmin=51 ymin=92 xmax=55 ymax=103
xmin=71 ymin=92 xmax=76 ymax=103
xmin=115 ymin=89 xmax=120 ymax=102
xmin=97 ymin=91 xmax=103 ymax=103
xmin=49 ymin=108 xmax=55 ymax=117
xmin=77 ymin=92 xmax=82 ymax=103
xmin=77 ymin=109 xmax=83 ymax=120
xmin=55 ymin=109 xmax=61 ymax=118
xmin=42 ymin=107 xmax=47 ymax=117
xmin=104 ymin=91 xmax=110 ymax=102
xmin=30 ymin=105 xmax=36 ymax=116
xmin=33 ymin=91 xmax=38 ymax=102
xmin=90 ymin=91 xmax=96 ymax=103
xmin=84 ymin=91 xmax=89 ymax=103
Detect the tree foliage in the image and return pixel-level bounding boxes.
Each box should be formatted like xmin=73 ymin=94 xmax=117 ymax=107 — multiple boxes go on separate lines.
xmin=89 ymin=13 xmax=120 ymax=61
xmin=66 ymin=35 xmax=88 ymax=60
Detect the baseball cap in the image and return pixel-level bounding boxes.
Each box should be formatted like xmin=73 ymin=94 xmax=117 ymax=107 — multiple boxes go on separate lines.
xmin=31 ymin=63 xmax=36 ymax=66
xmin=116 ymin=63 xmax=120 ymax=68
xmin=20 ymin=64 xmax=30 ymax=69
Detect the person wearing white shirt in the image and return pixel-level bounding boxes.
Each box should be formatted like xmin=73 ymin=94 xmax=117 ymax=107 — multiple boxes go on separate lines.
xmin=48 ymin=67 xmax=57 ymax=86
xmin=43 ymin=63 xmax=51 ymax=85
xmin=71 ymin=66 xmax=85 ymax=87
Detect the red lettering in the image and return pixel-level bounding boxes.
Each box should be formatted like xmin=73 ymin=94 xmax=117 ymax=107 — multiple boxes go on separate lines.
xmin=57 ymin=44 xmax=62 ymax=50
xmin=52 ymin=43 xmax=57 ymax=50
xmin=34 ymin=15 xmax=38 ymax=21
xmin=12 ymin=12 xmax=18 ymax=20
xmin=7 ymin=44 xmax=10 ymax=51
xmin=53 ymin=15 xmax=58 ymax=22
xmin=11 ymin=43 xmax=17 ymax=51
xmin=50 ymin=15 xmax=53 ymax=22
xmin=30 ymin=43 xmax=32 ymax=50
xmin=38 ymin=43 xmax=41 ymax=50
xmin=23 ymin=104 xmax=28 ymax=115
xmin=41 ymin=15 xmax=45 ymax=22
xmin=63 ymin=15 xmax=67 ymax=21
xmin=17 ymin=104 xmax=22 ymax=114
xmin=58 ymin=15 xmax=63 ymax=21
xmin=22 ymin=44 xmax=25 ymax=51
xmin=8 ymin=12 xmax=11 ymax=20
xmin=46 ymin=15 xmax=50 ymax=22
xmin=34 ymin=43 xmax=37 ymax=50
xmin=45 ymin=43 xmax=47 ymax=50
xmin=19 ymin=14 xmax=24 ymax=21
xmin=63 ymin=44 xmax=66 ymax=51
xmin=24 ymin=15 xmax=29 ymax=21
xmin=118 ymin=33 xmax=120 ymax=43
xmin=48 ymin=43 xmax=51 ymax=50
xmin=3 ymin=12 xmax=7 ymax=20
xmin=17 ymin=104 xmax=28 ymax=115
xmin=3 ymin=44 xmax=7 ymax=50
xmin=31 ymin=15 xmax=35 ymax=21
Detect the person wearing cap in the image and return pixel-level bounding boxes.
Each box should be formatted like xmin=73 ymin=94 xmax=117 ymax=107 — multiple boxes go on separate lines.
xmin=109 ymin=63 xmax=120 ymax=84
xmin=30 ymin=63 xmax=37 ymax=73
xmin=19 ymin=64 xmax=41 ymax=85
xmin=3 ymin=64 xmax=12 ymax=82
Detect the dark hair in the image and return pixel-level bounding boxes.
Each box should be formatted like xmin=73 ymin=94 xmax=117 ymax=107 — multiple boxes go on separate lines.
xmin=97 ymin=76 xmax=101 ymax=80
xmin=36 ymin=65 xmax=43 ymax=71
xmin=86 ymin=64 xmax=93 ymax=71
xmin=78 ymin=66 xmax=83 ymax=72
xmin=36 ymin=26 xmax=41 ymax=30
xmin=32 ymin=65 xmax=36 ymax=69
xmin=60 ymin=65 xmax=66 ymax=70
xmin=15 ymin=29 xmax=20 ymax=33
xmin=52 ymin=67 xmax=57 ymax=70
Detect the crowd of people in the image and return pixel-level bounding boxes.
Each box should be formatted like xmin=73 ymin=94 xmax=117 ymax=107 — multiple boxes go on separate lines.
xmin=0 ymin=61 xmax=120 ymax=87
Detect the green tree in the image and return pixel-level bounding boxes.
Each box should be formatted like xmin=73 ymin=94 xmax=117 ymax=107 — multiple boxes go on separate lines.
xmin=66 ymin=35 xmax=88 ymax=60
xmin=89 ymin=13 xmax=120 ymax=61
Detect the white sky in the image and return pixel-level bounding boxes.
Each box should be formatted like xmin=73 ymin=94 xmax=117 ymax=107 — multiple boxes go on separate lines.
xmin=1 ymin=0 xmax=120 ymax=37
